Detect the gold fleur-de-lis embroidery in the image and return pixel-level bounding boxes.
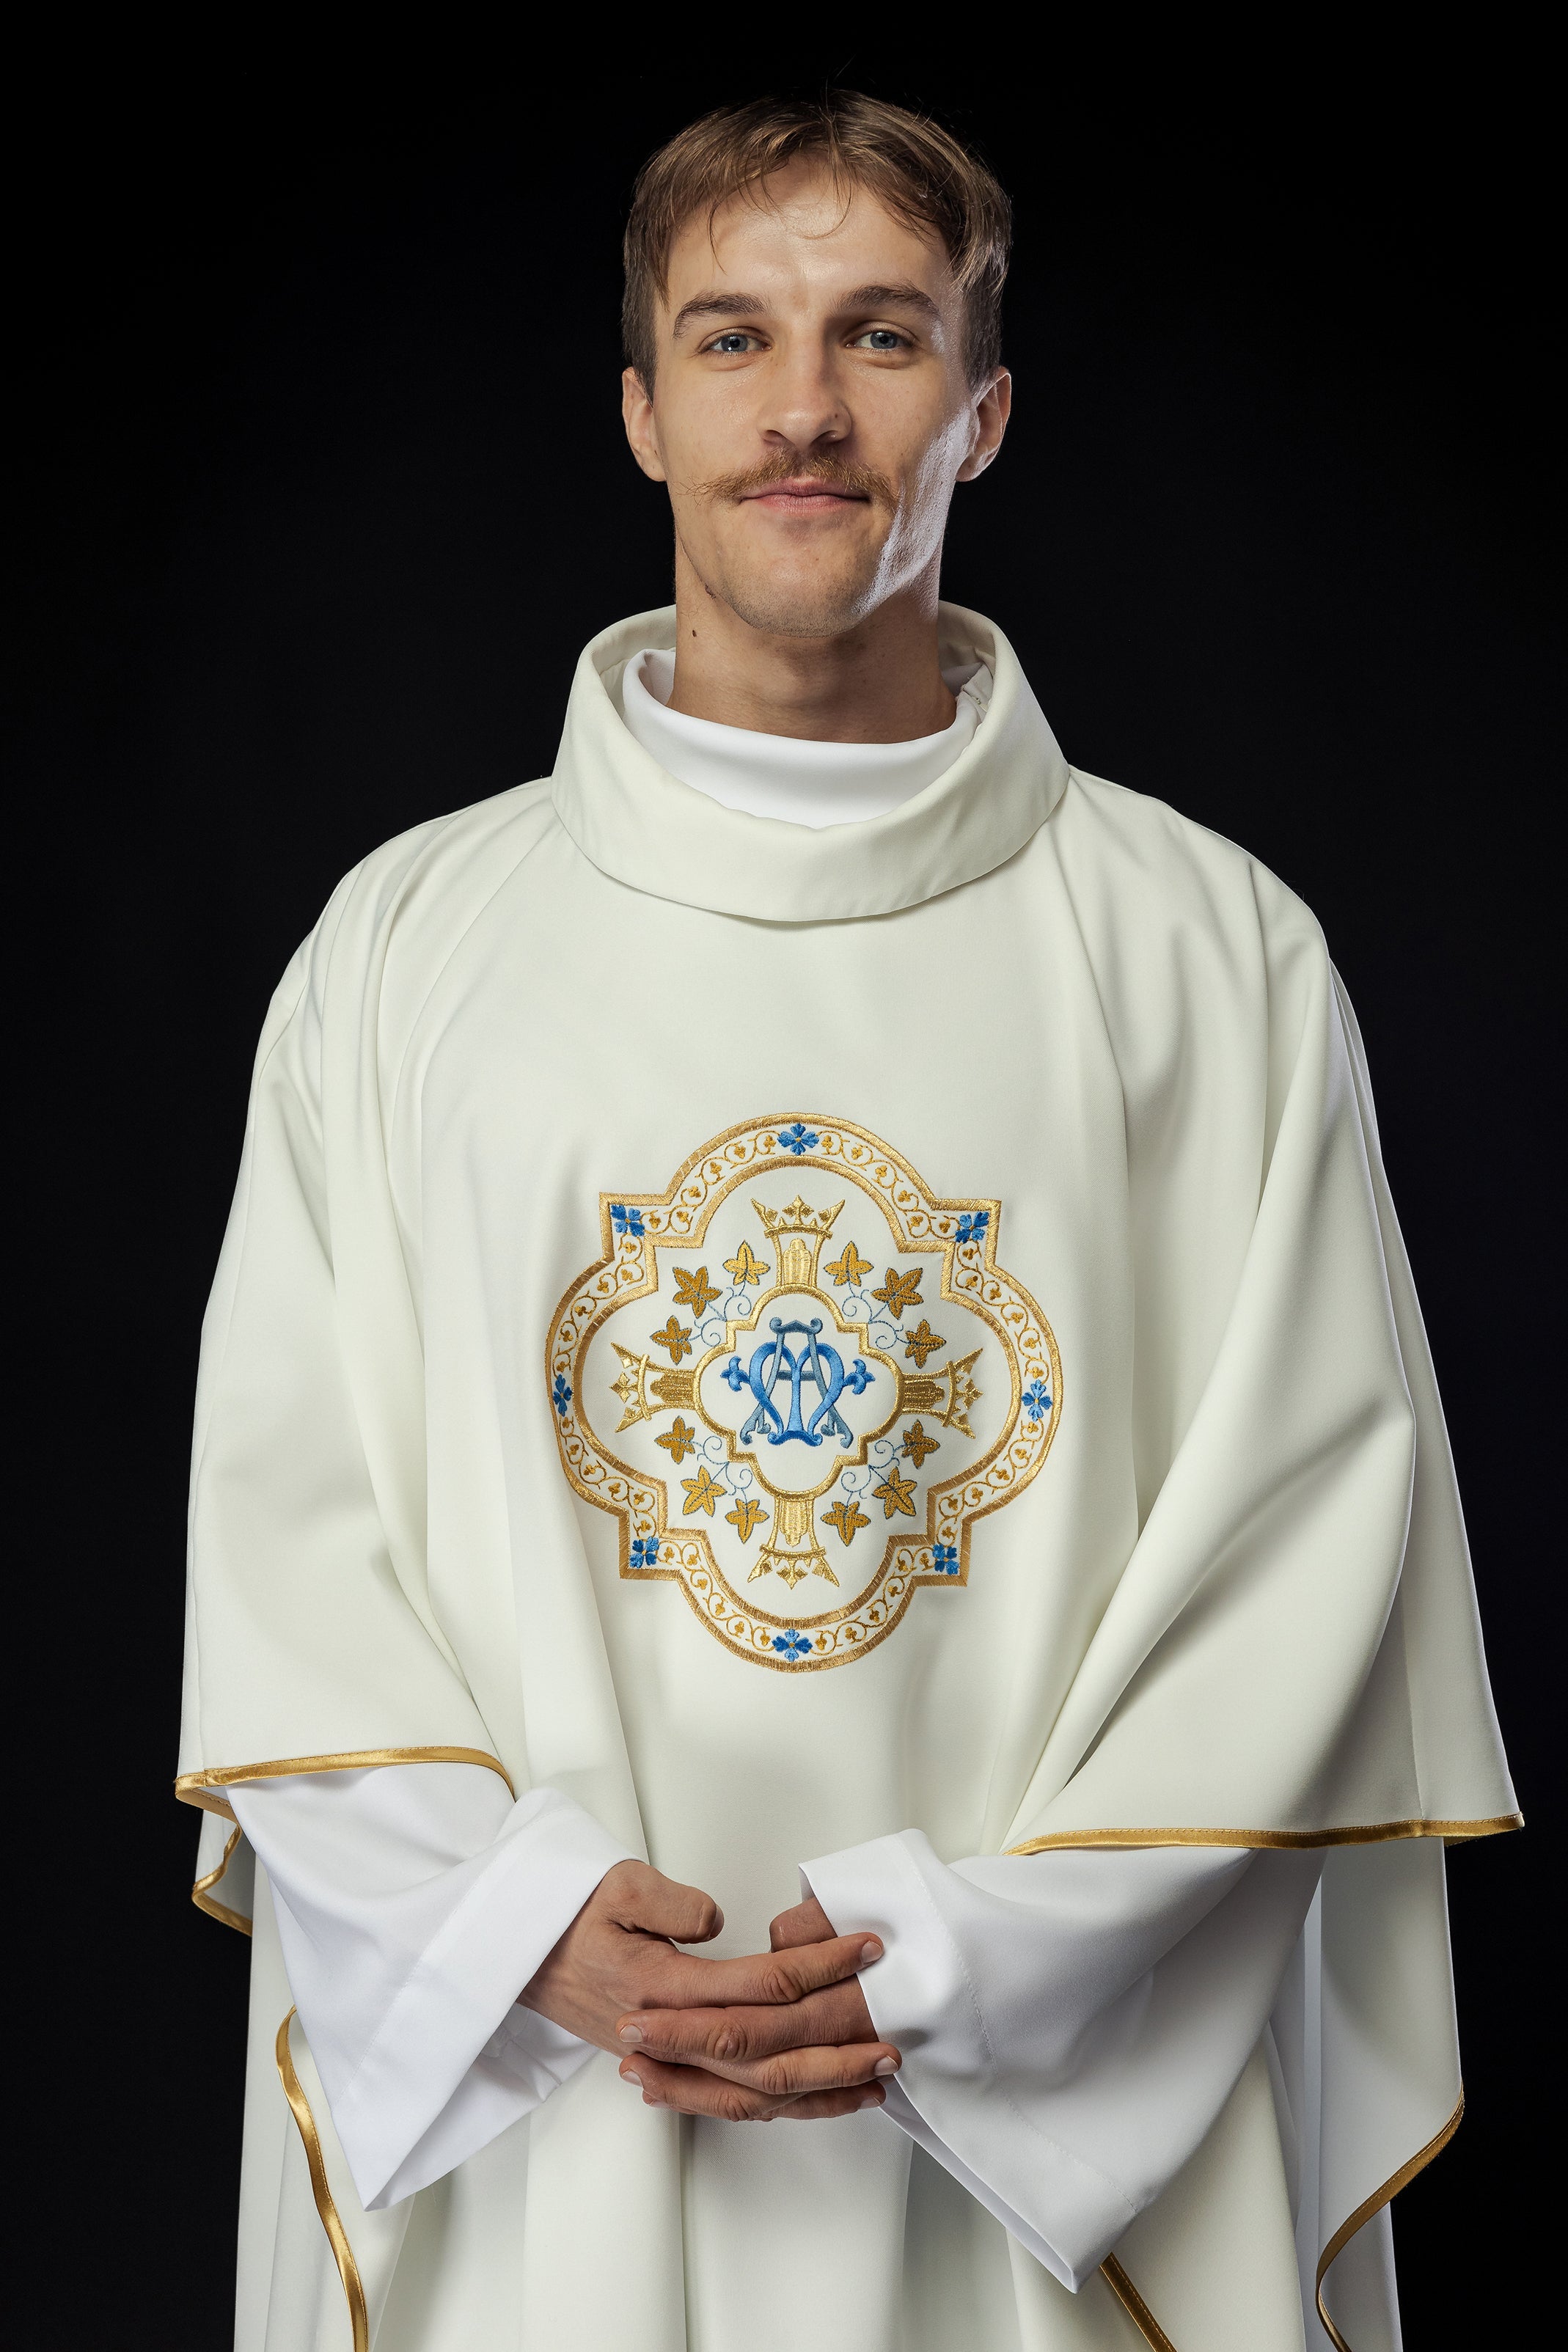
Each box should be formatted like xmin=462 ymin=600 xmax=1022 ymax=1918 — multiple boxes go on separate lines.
xmin=650 ymin=1316 xmax=694 ymax=1362
xmin=871 ymin=1267 xmax=923 ymax=1316
xmin=821 ymin=1498 xmax=871 ymax=1546
xmin=672 ymin=1266 xmax=720 ymax=1316
xmin=681 ymin=1466 xmax=727 ymax=1517
xmin=902 ymin=1319 xmax=946 ymax=1368
xmin=824 ymin=1241 xmax=873 ymax=1289
xmin=872 ymin=1466 xmax=917 ymax=1518
xmin=723 ymin=1242 xmax=770 ymax=1288
xmin=898 ymin=1419 xmax=940 ymax=1468
xmin=725 ymin=1495 xmax=768 ymax=1542
xmin=656 ymin=1416 xmax=699 ymax=1464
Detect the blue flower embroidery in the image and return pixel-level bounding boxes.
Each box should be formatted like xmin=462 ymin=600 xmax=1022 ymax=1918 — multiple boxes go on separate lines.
xmin=933 ymin=1543 xmax=959 ymax=1575
xmin=630 ymin=1536 xmax=661 ymax=1569
xmin=1022 ymin=1380 xmax=1052 ymax=1421
xmin=611 ymin=1204 xmax=645 ymax=1239
xmin=777 ymin=1123 xmax=819 ymax=1157
xmin=552 ymin=1374 xmax=572 ymax=1418
xmin=956 ymin=1211 xmax=990 ymax=1246
xmin=772 ymin=1629 xmax=813 ymax=1660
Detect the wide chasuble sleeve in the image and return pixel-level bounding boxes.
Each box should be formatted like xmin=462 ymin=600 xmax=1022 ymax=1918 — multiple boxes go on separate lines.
xmin=179 ymin=605 xmax=1517 ymax=2352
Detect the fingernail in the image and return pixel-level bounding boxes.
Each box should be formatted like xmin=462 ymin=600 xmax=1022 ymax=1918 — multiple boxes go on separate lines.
xmin=618 ymin=2024 xmax=644 ymax=2043
xmin=873 ymin=2055 xmax=899 ymax=2076
xmin=859 ymin=2087 xmax=885 ymax=2109
xmin=860 ymin=1938 xmax=884 ymax=1964
xmin=620 ymin=2066 xmax=643 ymax=2088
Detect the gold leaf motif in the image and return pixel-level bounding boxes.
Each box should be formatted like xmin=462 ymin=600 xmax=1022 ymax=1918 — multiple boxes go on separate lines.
xmin=723 ymin=1242 xmax=770 ymax=1288
xmin=650 ymin=1316 xmax=694 ymax=1363
xmin=872 ymin=1467 xmax=918 ymax=1519
xmin=821 ymin=1498 xmax=871 ymax=1546
xmin=656 ymin=1416 xmax=700 ymax=1465
xmin=824 ymin=1241 xmax=873 ymax=1289
xmin=899 ymin=1420 xmax=941 ymax=1468
xmin=871 ymin=1267 xmax=923 ymax=1316
xmin=681 ymin=1466 xmax=727 ymax=1517
xmin=672 ymin=1266 xmax=721 ymax=1316
xmin=902 ymin=1319 xmax=947 ymax=1368
xmin=725 ymin=1495 xmax=768 ymax=1542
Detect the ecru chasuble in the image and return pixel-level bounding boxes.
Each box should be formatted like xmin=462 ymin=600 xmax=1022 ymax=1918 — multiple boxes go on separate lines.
xmin=180 ymin=604 xmax=1516 ymax=2352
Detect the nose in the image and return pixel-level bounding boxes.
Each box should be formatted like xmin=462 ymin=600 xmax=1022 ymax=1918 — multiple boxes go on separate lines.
xmin=756 ymin=339 xmax=850 ymax=457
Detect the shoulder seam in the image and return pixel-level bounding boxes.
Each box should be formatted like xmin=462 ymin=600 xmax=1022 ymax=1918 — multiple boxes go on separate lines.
xmin=386 ymin=796 xmax=560 ymax=1128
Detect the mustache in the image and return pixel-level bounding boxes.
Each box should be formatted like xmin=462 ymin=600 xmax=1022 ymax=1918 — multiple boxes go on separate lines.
xmin=692 ymin=449 xmax=897 ymax=510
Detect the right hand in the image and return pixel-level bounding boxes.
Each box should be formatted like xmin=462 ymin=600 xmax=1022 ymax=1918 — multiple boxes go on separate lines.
xmin=521 ymin=1861 xmax=895 ymax=2119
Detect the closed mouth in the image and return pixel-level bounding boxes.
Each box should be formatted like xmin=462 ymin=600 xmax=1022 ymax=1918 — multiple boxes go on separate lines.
xmin=740 ymin=480 xmax=870 ymax=505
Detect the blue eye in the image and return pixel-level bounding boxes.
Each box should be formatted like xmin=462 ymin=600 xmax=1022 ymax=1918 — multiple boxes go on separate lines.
xmin=708 ymin=332 xmax=756 ymax=354
xmin=857 ymin=329 xmax=907 ymax=353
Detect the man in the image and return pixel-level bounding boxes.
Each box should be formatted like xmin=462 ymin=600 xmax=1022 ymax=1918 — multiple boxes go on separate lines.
xmin=179 ymin=94 xmax=1517 ymax=2352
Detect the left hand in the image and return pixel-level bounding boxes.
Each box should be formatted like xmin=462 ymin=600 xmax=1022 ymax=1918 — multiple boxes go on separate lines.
xmin=615 ymin=1894 xmax=891 ymax=2122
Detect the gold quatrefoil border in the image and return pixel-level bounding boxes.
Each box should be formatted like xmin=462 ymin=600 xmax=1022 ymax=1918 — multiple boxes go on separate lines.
xmin=546 ymin=1115 xmax=1062 ymax=1671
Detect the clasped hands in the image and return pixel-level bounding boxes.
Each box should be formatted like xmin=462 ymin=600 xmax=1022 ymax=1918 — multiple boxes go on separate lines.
xmin=521 ymin=1859 xmax=898 ymax=2122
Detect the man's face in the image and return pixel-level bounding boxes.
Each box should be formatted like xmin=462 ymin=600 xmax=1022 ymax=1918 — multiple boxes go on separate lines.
xmin=623 ymin=161 xmax=1009 ymax=639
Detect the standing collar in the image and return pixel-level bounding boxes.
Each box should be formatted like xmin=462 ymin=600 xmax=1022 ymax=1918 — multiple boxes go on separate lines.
xmin=620 ymin=645 xmax=987 ymax=828
xmin=549 ymin=603 xmax=1068 ymax=923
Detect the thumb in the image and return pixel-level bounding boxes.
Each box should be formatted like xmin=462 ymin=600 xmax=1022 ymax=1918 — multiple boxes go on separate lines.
xmin=770 ymin=1895 xmax=834 ymax=1950
xmin=618 ymin=1865 xmax=725 ymax=1944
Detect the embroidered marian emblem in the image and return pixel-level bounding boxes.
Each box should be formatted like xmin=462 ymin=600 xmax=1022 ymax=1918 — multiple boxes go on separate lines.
xmin=546 ymin=1117 xmax=1061 ymax=1671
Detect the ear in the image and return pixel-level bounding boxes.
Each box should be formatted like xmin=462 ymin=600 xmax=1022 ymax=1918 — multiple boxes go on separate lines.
xmin=956 ymin=367 xmax=1012 ymax=484
xmin=622 ymin=367 xmax=668 ymax=483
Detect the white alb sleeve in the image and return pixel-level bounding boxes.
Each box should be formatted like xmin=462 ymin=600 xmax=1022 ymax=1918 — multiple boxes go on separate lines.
xmin=229 ymin=1762 xmax=634 ymax=2211
xmin=802 ymin=1832 xmax=1322 ymax=2290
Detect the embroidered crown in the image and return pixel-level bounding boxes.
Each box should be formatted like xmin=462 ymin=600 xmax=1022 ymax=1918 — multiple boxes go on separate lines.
xmin=752 ymin=1195 xmax=844 ymax=1241
xmin=753 ymin=1195 xmax=843 ymax=1290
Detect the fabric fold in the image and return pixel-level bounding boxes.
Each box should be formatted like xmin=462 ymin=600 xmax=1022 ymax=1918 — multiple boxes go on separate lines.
xmin=230 ymin=1764 xmax=631 ymax=2209
xmin=805 ymin=1830 xmax=1322 ymax=2288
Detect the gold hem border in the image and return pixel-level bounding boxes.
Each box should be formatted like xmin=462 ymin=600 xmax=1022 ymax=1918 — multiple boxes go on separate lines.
xmin=176 ymin=1744 xmax=517 ymax=1822
xmin=191 ymin=1822 xmax=252 ymax=1937
xmin=1005 ymin=1812 xmax=1522 ymax=1855
xmin=1315 ymin=2094 xmax=1465 ymax=2352
xmin=177 ymin=1748 xmax=518 ymax=1934
xmin=1101 ymin=2254 xmax=1177 ymax=2350
xmin=276 ymin=2007 xmax=370 ymax=2352
xmin=1100 ymin=2087 xmax=1469 ymax=2352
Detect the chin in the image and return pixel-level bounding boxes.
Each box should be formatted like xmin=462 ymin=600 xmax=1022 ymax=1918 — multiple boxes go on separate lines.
xmin=717 ymin=565 xmax=886 ymax=642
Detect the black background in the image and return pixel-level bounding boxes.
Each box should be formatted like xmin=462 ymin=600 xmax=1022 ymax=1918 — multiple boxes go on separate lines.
xmin=13 ymin=37 xmax=1558 ymax=2347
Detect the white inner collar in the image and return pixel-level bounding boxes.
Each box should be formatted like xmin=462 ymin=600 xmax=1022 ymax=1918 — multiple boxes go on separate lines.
xmin=620 ymin=646 xmax=990 ymax=830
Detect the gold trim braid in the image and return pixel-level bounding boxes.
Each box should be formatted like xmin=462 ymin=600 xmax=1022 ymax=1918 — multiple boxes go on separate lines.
xmin=178 ymin=1748 xmax=518 ymax=1935
xmin=275 ymin=2008 xmax=370 ymax=2352
xmin=1314 ymin=2095 xmax=1464 ymax=2352
xmin=1097 ymin=2090 xmax=1468 ymax=2352
xmin=191 ymin=1822 xmax=252 ymax=1936
xmin=1005 ymin=1813 xmax=1522 ymax=1855
xmin=1101 ymin=2254 xmax=1178 ymax=2350
xmin=177 ymin=1743 xmax=517 ymax=1818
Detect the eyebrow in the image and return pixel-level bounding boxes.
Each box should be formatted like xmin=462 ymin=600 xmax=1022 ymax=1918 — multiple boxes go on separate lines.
xmin=670 ymin=292 xmax=769 ymax=339
xmin=840 ymin=283 xmax=941 ymax=324
xmin=670 ymin=281 xmax=942 ymax=340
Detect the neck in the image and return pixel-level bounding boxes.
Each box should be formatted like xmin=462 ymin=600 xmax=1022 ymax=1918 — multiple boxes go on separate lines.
xmin=665 ymin=542 xmax=956 ymax=744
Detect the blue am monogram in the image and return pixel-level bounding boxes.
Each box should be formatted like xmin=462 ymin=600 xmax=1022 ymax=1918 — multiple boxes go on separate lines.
xmin=722 ymin=1316 xmax=875 ymax=1450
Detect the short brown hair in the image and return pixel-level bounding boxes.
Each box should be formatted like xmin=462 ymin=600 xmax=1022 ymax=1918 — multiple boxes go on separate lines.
xmin=623 ymin=92 xmax=1011 ymax=391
